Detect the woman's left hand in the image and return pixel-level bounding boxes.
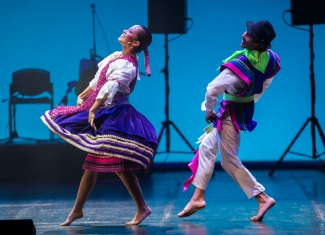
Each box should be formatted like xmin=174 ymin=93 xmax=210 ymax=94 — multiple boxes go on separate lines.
xmin=88 ymin=111 xmax=97 ymax=131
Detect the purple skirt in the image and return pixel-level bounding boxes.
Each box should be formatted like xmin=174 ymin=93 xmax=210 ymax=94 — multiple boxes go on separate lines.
xmin=41 ymin=104 xmax=158 ymax=169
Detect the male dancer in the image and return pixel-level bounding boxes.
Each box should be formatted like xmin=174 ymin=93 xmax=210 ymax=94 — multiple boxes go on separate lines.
xmin=178 ymin=20 xmax=281 ymax=222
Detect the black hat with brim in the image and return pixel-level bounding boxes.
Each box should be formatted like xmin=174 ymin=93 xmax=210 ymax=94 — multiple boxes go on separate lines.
xmin=246 ymin=20 xmax=276 ymax=47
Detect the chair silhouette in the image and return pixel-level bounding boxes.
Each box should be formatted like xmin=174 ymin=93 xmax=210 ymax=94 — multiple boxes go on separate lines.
xmin=7 ymin=68 xmax=54 ymax=143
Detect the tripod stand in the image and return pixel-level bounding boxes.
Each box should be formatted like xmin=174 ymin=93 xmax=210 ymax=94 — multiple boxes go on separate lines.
xmin=0 ymin=95 xmax=22 ymax=144
xmin=269 ymin=24 xmax=325 ymax=176
xmin=149 ymin=34 xmax=195 ymax=170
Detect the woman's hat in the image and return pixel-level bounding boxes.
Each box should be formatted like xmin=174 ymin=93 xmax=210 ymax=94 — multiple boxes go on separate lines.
xmin=246 ymin=20 xmax=276 ymax=47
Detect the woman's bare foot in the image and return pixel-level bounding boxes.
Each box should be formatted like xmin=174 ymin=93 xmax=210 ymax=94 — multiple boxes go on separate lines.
xmin=250 ymin=192 xmax=275 ymax=222
xmin=60 ymin=211 xmax=84 ymax=226
xmin=126 ymin=207 xmax=151 ymax=226
xmin=177 ymin=200 xmax=206 ymax=217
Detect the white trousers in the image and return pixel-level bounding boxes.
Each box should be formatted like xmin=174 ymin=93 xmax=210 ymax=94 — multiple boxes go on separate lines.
xmin=192 ymin=117 xmax=265 ymax=199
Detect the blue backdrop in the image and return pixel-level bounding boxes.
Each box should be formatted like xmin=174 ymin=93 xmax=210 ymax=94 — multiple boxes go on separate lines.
xmin=1 ymin=0 xmax=324 ymax=163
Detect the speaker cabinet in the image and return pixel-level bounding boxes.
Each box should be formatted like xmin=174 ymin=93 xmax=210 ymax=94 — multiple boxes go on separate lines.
xmin=0 ymin=219 xmax=36 ymax=235
xmin=291 ymin=0 xmax=325 ymax=25
xmin=148 ymin=0 xmax=187 ymax=34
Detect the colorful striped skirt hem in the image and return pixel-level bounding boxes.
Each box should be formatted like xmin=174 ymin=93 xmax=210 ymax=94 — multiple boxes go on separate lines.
xmin=83 ymin=153 xmax=142 ymax=172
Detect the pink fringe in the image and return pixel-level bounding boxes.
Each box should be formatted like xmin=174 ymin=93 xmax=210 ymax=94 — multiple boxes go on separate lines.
xmin=144 ymin=48 xmax=151 ymax=77
xmin=229 ymin=104 xmax=240 ymax=134
xmin=216 ymin=120 xmax=223 ymax=131
xmin=183 ymin=150 xmax=199 ymax=192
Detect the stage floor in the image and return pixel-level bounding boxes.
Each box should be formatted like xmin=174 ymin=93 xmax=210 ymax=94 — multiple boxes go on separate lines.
xmin=0 ymin=169 xmax=324 ymax=235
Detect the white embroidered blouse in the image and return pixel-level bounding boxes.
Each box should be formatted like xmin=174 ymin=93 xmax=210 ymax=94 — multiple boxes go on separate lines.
xmin=89 ymin=51 xmax=140 ymax=106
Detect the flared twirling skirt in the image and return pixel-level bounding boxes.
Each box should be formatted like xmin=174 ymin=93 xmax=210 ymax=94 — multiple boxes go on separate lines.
xmin=41 ymin=104 xmax=158 ymax=172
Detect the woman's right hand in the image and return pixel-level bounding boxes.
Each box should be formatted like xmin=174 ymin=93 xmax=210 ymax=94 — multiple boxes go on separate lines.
xmin=77 ymin=97 xmax=84 ymax=106
xmin=88 ymin=111 xmax=97 ymax=131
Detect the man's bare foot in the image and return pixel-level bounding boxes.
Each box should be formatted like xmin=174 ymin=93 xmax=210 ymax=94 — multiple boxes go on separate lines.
xmin=60 ymin=211 xmax=84 ymax=226
xmin=126 ymin=207 xmax=151 ymax=226
xmin=177 ymin=200 xmax=206 ymax=218
xmin=250 ymin=192 xmax=275 ymax=222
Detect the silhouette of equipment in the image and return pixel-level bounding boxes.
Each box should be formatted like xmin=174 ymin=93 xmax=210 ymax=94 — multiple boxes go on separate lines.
xmin=74 ymin=3 xmax=103 ymax=96
xmin=0 ymin=68 xmax=54 ymax=144
xmin=0 ymin=219 xmax=36 ymax=235
xmin=269 ymin=0 xmax=325 ymax=176
xmin=146 ymin=0 xmax=194 ymax=175
xmin=58 ymin=80 xmax=78 ymax=106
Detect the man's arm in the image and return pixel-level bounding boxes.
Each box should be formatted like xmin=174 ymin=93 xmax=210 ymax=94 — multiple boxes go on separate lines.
xmin=202 ymin=69 xmax=238 ymax=122
xmin=254 ymin=77 xmax=274 ymax=103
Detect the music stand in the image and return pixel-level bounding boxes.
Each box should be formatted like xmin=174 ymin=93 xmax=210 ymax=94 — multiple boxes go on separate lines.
xmin=269 ymin=12 xmax=325 ymax=176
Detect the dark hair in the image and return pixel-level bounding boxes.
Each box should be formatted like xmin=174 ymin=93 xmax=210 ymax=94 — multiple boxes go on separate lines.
xmin=135 ymin=25 xmax=152 ymax=53
xmin=254 ymin=38 xmax=269 ymax=52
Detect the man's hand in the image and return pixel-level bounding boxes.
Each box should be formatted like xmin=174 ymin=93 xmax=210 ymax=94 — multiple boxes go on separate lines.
xmin=205 ymin=112 xmax=217 ymax=124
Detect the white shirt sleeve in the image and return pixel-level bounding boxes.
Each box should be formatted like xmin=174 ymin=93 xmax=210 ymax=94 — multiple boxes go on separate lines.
xmin=97 ymin=80 xmax=119 ymax=104
xmin=97 ymin=58 xmax=137 ymax=106
xmin=89 ymin=52 xmax=120 ymax=90
xmin=254 ymin=77 xmax=274 ymax=103
xmin=202 ymin=69 xmax=238 ymax=116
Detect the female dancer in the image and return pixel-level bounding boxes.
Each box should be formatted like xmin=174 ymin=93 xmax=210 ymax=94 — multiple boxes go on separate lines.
xmin=41 ymin=25 xmax=157 ymax=226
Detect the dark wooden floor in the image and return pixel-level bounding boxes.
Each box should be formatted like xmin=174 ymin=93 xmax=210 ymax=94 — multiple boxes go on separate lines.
xmin=0 ymin=168 xmax=325 ymax=235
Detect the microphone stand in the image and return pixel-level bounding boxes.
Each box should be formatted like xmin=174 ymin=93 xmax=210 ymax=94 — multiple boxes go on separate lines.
xmin=1 ymin=94 xmax=20 ymax=103
xmin=90 ymin=3 xmax=97 ymax=61
xmin=89 ymin=4 xmax=103 ymax=61
xmin=75 ymin=4 xmax=102 ymax=96
xmin=0 ymin=94 xmax=21 ymax=143
xmin=58 ymin=82 xmax=77 ymax=106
